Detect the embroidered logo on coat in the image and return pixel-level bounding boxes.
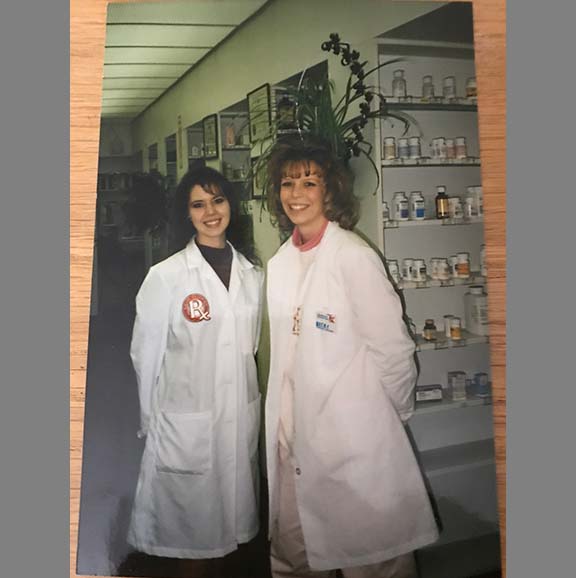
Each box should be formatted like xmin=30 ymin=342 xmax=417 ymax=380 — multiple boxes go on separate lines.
xmin=182 ymin=294 xmax=211 ymax=322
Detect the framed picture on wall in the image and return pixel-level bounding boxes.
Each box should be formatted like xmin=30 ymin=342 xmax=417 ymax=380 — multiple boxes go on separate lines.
xmin=250 ymin=156 xmax=264 ymax=200
xmin=247 ymin=83 xmax=272 ymax=143
xmin=202 ymin=113 xmax=219 ymax=159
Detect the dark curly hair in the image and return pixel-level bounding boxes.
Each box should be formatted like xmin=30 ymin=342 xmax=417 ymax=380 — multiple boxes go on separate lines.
xmin=265 ymin=137 xmax=360 ymax=234
xmin=172 ymin=166 xmax=260 ymax=266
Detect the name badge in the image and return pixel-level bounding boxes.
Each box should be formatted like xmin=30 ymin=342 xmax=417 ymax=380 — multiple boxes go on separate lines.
xmin=316 ymin=311 xmax=336 ymax=333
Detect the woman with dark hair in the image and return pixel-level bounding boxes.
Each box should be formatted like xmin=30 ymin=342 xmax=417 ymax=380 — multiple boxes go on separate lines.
xmin=127 ymin=167 xmax=264 ymax=576
xmin=264 ymin=139 xmax=439 ymax=577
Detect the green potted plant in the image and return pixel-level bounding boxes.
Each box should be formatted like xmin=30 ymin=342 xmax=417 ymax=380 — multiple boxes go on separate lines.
xmin=250 ymin=33 xmax=418 ymax=203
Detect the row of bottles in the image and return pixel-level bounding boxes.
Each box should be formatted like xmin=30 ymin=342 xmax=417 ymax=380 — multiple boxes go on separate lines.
xmin=384 ymin=185 xmax=483 ymax=222
xmin=390 ymin=70 xmax=477 ymax=102
xmin=383 ymin=135 xmax=472 ymax=162
xmin=387 ymin=244 xmax=486 ymax=285
xmin=411 ymin=284 xmax=490 ymax=341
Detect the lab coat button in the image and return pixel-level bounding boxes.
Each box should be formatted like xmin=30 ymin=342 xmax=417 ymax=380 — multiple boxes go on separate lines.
xmin=295 ymin=467 xmax=301 ymax=475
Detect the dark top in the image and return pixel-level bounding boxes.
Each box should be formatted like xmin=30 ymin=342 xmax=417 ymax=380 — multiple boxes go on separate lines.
xmin=196 ymin=240 xmax=233 ymax=290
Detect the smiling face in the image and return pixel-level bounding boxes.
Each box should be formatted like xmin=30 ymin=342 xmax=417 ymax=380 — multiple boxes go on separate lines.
xmin=188 ymin=184 xmax=231 ymax=248
xmin=279 ymin=161 xmax=328 ymax=241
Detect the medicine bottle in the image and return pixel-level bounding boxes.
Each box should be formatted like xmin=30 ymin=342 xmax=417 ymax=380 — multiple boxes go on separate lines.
xmin=393 ymin=192 xmax=409 ymax=221
xmin=445 ymin=138 xmax=456 ymax=160
xmin=455 ymin=136 xmax=468 ymax=159
xmin=456 ymin=252 xmax=471 ymax=279
xmin=387 ymin=259 xmax=400 ymax=285
xmin=383 ymin=137 xmax=396 ymax=160
xmin=392 ymin=70 xmax=407 ymax=99
xmin=464 ymin=187 xmax=478 ymax=218
xmin=465 ymin=285 xmax=489 ymax=336
xmin=402 ymin=258 xmax=414 ymax=281
xmin=421 ymin=75 xmax=435 ymax=101
xmin=382 ymin=201 xmax=390 ymax=223
xmin=443 ymin=76 xmax=456 ymax=100
xmin=450 ymin=317 xmax=463 ymax=340
xmin=466 ymin=77 xmax=477 ymax=98
xmin=413 ymin=259 xmax=427 ymax=283
xmin=410 ymin=191 xmax=426 ymax=220
xmin=435 ymin=186 xmax=450 ymax=219
xmin=449 ymin=255 xmax=459 ymax=278
xmin=423 ymin=319 xmax=437 ymax=341
xmin=397 ymin=138 xmax=410 ymax=159
xmin=409 ymin=137 xmax=421 ymax=159
xmin=437 ymin=258 xmax=451 ymax=281
xmin=443 ymin=314 xmax=454 ymax=338
xmin=449 ymin=196 xmax=464 ymax=221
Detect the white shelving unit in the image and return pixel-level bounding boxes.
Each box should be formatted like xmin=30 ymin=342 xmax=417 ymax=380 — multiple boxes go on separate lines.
xmin=375 ymin=38 xmax=500 ymax=573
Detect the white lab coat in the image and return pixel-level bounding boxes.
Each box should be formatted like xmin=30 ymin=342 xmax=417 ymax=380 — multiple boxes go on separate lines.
xmin=265 ymin=222 xmax=439 ymax=571
xmin=127 ymin=239 xmax=264 ymax=559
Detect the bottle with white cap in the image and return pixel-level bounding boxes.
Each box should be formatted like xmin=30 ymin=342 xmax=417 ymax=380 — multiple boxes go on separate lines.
xmin=408 ymin=137 xmax=422 ymax=159
xmin=445 ymin=138 xmax=456 ymax=160
xmin=392 ymin=69 xmax=407 ymax=98
xmin=383 ymin=137 xmax=396 ymax=160
xmin=456 ymin=252 xmax=471 ymax=279
xmin=455 ymin=137 xmax=468 ymax=159
xmin=465 ymin=285 xmax=489 ymax=336
xmin=410 ymin=191 xmax=426 ymax=220
xmin=413 ymin=259 xmax=427 ymax=283
xmin=465 ymin=186 xmax=478 ymax=218
xmin=387 ymin=259 xmax=401 ymax=285
xmin=443 ymin=75 xmax=457 ymax=100
xmin=422 ymin=75 xmax=435 ymax=101
xmin=397 ymin=138 xmax=410 ymax=159
xmin=402 ymin=258 xmax=414 ymax=282
xmin=393 ymin=192 xmax=409 ymax=221
xmin=382 ymin=201 xmax=390 ymax=223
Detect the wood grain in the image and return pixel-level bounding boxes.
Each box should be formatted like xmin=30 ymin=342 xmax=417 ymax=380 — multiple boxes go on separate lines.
xmin=70 ymin=1 xmax=506 ymax=576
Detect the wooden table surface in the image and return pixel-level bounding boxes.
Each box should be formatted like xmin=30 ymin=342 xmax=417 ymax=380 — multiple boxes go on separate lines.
xmin=70 ymin=1 xmax=506 ymax=576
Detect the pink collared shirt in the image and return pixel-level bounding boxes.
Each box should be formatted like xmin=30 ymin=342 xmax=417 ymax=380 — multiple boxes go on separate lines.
xmin=291 ymin=218 xmax=329 ymax=252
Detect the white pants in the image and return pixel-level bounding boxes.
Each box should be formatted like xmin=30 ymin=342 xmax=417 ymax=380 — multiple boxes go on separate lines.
xmin=270 ymin=445 xmax=419 ymax=578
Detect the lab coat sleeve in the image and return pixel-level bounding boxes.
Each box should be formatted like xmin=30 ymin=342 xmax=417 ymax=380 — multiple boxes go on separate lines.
xmin=130 ymin=267 xmax=171 ymax=437
xmin=342 ymin=244 xmax=417 ymax=421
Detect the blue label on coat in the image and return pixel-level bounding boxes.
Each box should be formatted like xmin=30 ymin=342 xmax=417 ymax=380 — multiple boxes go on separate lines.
xmin=316 ymin=312 xmax=336 ymax=333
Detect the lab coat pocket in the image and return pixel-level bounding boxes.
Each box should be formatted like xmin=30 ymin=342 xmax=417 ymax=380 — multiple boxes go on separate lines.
xmin=155 ymin=410 xmax=212 ymax=475
xmin=246 ymin=394 xmax=261 ymax=459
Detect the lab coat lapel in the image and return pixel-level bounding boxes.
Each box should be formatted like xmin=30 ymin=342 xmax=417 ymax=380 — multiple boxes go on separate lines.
xmin=228 ymin=250 xmax=242 ymax=305
xmin=185 ymin=239 xmax=229 ymax=303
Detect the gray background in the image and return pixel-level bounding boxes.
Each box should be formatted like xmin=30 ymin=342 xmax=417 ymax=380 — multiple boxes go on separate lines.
xmin=507 ymin=0 xmax=576 ymax=576
xmin=0 ymin=1 xmax=69 ymax=578
xmin=1 ymin=0 xmax=575 ymax=577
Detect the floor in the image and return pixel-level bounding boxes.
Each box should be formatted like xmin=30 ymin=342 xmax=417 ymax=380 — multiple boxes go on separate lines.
xmin=76 ymin=237 xmax=502 ymax=578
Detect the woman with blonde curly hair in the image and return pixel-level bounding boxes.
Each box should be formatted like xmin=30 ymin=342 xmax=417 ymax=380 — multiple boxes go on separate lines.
xmin=264 ymin=138 xmax=438 ymax=578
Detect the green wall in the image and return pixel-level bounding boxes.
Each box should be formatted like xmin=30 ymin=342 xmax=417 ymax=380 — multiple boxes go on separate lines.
xmin=130 ymin=0 xmax=442 ymax=393
xmin=133 ymin=0 xmax=440 ymax=175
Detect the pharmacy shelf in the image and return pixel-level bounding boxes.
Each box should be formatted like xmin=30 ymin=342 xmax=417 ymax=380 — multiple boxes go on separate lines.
xmin=384 ymin=216 xmax=483 ymax=228
xmin=414 ymin=395 xmax=492 ymax=416
xmin=415 ymin=330 xmax=489 ymax=352
xmin=398 ymin=273 xmax=486 ymax=290
xmin=381 ymin=158 xmax=480 ymax=167
xmin=384 ymin=98 xmax=477 ymax=111
xmin=419 ymin=438 xmax=495 ymax=478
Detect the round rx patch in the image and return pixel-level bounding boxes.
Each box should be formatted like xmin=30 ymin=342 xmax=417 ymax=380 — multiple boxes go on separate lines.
xmin=182 ymin=293 xmax=211 ymax=323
